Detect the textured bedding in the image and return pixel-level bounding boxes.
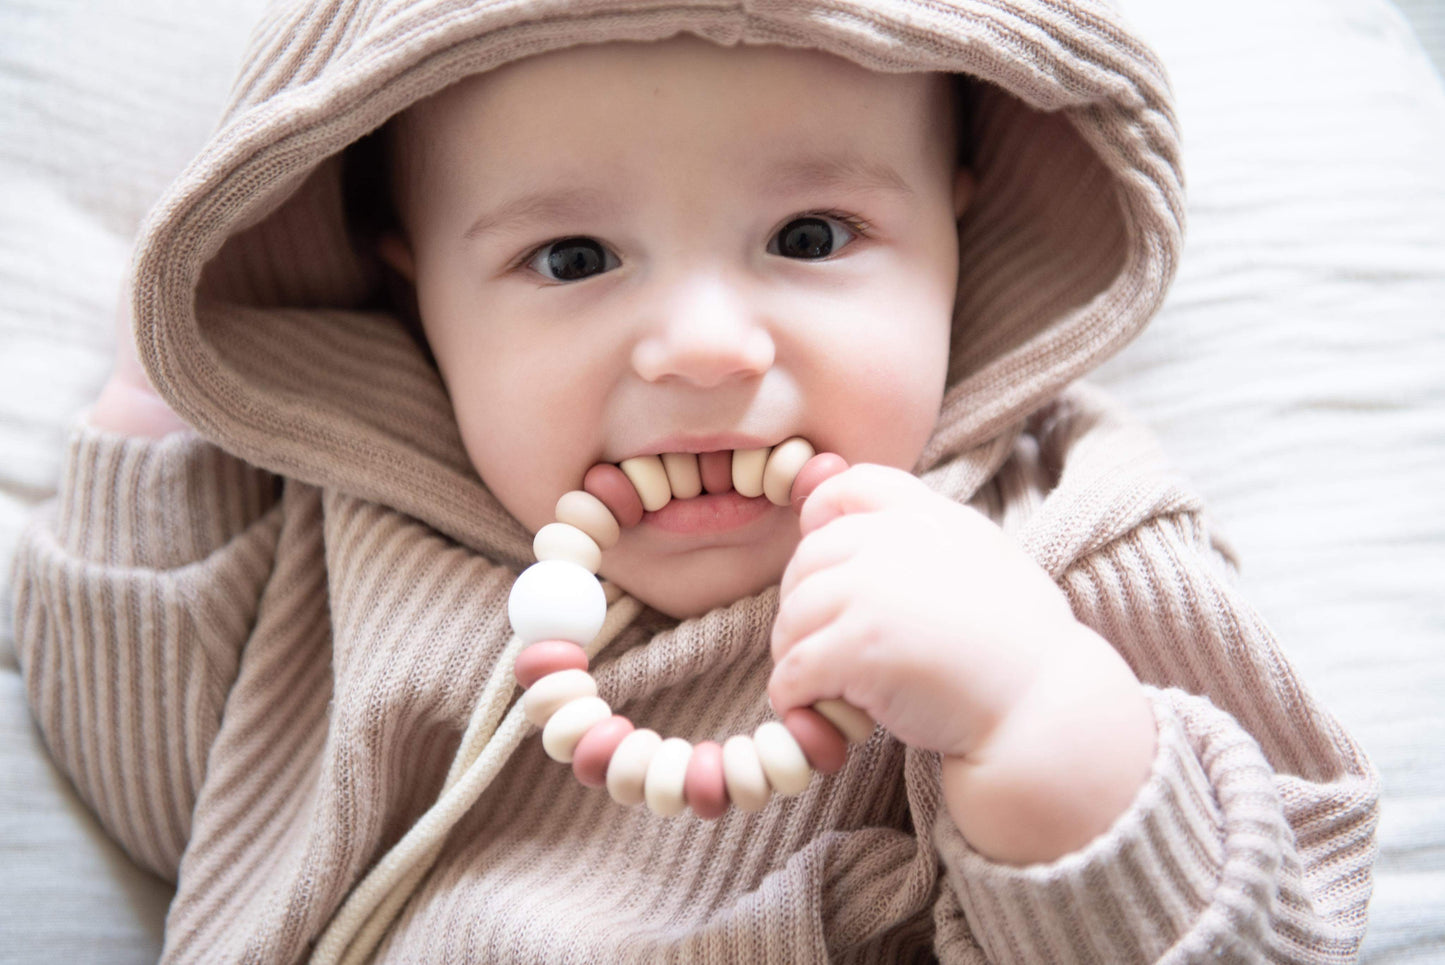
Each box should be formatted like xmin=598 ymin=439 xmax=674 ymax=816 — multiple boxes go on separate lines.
xmin=1 ymin=0 xmax=1441 ymax=960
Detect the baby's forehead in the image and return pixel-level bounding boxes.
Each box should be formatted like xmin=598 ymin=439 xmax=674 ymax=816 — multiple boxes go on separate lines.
xmin=398 ymin=36 xmax=959 ymax=152
xmin=389 ymin=40 xmax=960 ymax=207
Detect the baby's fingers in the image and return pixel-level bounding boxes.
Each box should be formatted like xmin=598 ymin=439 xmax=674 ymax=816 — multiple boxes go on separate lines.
xmin=770 ymin=564 xmax=853 ymax=665
xmin=778 ymin=510 xmax=875 ymax=602
xmin=798 ymin=463 xmax=931 ymax=537
xmin=768 ymin=624 xmax=856 ymax=718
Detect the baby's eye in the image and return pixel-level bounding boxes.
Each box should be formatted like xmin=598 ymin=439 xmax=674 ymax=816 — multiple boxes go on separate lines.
xmin=526 ymin=237 xmax=620 ymax=282
xmin=768 ymin=215 xmax=857 ymax=260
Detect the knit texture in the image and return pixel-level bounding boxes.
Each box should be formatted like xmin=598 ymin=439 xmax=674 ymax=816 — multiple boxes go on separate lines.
xmin=11 ymin=0 xmax=1379 ymax=961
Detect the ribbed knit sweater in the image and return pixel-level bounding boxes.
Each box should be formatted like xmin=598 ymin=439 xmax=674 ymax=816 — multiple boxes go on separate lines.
xmin=12 ymin=1 xmax=1379 ymax=962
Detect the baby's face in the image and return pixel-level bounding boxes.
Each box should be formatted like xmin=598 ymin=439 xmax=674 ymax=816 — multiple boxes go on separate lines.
xmin=386 ymin=37 xmax=970 ymax=618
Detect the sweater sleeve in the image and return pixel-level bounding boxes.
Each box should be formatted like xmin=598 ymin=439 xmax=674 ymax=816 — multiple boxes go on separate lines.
xmin=930 ymin=510 xmax=1379 ymax=964
xmin=11 ymin=421 xmax=285 ymax=882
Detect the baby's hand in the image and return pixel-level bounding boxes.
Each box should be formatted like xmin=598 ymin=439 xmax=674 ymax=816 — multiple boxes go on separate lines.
xmin=768 ymin=464 xmax=1155 ymax=863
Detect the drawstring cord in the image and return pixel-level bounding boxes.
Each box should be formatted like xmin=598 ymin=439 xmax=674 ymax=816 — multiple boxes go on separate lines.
xmin=311 ymin=593 xmax=644 ymax=965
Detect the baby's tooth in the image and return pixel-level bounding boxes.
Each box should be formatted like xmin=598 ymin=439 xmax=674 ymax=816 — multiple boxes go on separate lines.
xmin=661 ymin=452 xmax=703 ymax=500
xmin=731 ymin=447 xmax=771 ymax=498
xmin=762 ymin=437 xmax=816 ymax=507
xmin=619 ymin=455 xmax=672 ymax=512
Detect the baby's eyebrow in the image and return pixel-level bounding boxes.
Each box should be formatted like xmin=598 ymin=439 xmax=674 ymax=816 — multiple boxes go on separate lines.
xmin=761 ymin=154 xmax=914 ymax=198
xmin=462 ymin=155 xmax=911 ymax=243
xmin=463 ymin=188 xmax=614 ymax=243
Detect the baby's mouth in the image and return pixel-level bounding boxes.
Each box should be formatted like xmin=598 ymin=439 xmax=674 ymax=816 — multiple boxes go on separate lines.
xmin=576 ymin=439 xmax=838 ymax=540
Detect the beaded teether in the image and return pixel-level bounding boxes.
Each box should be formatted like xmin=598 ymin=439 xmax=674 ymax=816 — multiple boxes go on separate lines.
xmin=508 ymin=437 xmax=875 ymax=820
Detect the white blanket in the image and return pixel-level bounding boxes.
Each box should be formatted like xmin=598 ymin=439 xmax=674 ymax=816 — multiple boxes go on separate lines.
xmin=1 ymin=0 xmax=1441 ymax=959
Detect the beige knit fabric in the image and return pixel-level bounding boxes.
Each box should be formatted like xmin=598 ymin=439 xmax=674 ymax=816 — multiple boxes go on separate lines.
xmin=12 ymin=0 xmax=1379 ymax=962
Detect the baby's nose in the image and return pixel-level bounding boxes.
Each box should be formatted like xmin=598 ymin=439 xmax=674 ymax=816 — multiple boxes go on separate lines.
xmin=631 ymin=278 xmax=776 ymax=387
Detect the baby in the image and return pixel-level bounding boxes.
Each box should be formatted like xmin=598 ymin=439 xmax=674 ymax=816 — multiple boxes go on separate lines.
xmin=17 ymin=3 xmax=1378 ymax=963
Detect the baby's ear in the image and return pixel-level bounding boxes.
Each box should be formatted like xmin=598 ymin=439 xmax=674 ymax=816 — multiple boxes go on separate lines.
xmin=953 ymin=168 xmax=978 ymax=220
xmin=377 ymin=232 xmax=416 ymax=283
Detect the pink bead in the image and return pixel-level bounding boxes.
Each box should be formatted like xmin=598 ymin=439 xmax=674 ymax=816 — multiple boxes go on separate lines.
xmin=790 ymin=453 xmax=849 ymax=508
xmin=583 ymin=464 xmax=645 ymax=528
xmin=783 ymin=708 xmax=849 ymax=775
xmin=514 ymin=641 xmax=589 ymax=689
xmin=698 ymin=451 xmax=734 ymax=494
xmin=571 ymin=715 xmax=635 ymax=788
xmin=684 ymin=741 xmax=730 ymax=819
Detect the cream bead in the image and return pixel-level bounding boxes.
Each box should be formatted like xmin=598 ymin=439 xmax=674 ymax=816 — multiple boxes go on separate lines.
xmin=731 ymin=447 xmax=771 ymax=498
xmin=753 ymin=721 xmax=812 ymax=796
xmin=721 ymin=735 xmax=771 ymax=812
xmin=619 ymin=455 xmax=671 ymax=512
xmin=643 ymin=737 xmax=693 ymax=817
xmin=607 ymin=728 xmax=663 ymax=806
xmin=522 ymin=669 xmax=598 ymax=727
xmin=532 ymin=523 xmax=602 ymax=573
xmin=541 ymin=696 xmax=612 ymax=763
xmin=813 ymin=699 xmax=876 ymax=744
xmin=508 ymin=560 xmax=607 ymax=645
xmin=554 ymin=490 xmax=620 ymax=550
xmin=660 ymin=452 xmax=703 ymax=500
xmin=762 ymin=437 xmax=816 ymax=507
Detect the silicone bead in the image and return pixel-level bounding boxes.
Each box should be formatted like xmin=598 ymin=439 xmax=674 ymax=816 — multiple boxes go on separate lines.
xmin=619 ymin=455 xmax=672 ymax=512
xmin=508 ymin=560 xmax=607 ymax=645
xmin=644 ymin=738 xmax=694 ymax=817
xmin=532 ymin=522 xmax=602 ymax=573
xmin=522 ymin=669 xmax=598 ymax=727
xmin=732 ymin=447 xmax=771 ymax=498
xmin=513 ymin=640 xmax=589 ymax=689
xmin=607 ymin=729 xmax=664 ymax=806
xmin=762 ymin=437 xmax=816 ymax=507
xmin=583 ymin=464 xmax=645 ymax=528
xmin=683 ymin=741 xmax=729 ymax=820
xmin=721 ymin=735 xmax=771 ymax=812
xmin=600 ymin=580 xmax=624 ymax=604
xmin=542 ymin=696 xmax=612 ymax=763
xmin=572 ymin=715 xmax=636 ymax=788
xmin=699 ymin=451 xmax=733 ymax=494
xmin=555 ymin=490 xmax=621 ymax=550
xmin=790 ymin=452 xmax=850 ymax=507
xmin=782 ymin=707 xmax=848 ymax=775
xmin=813 ymin=698 xmax=876 ymax=744
xmin=661 ymin=452 xmax=703 ymax=500
xmin=753 ymin=721 xmax=812 ymax=796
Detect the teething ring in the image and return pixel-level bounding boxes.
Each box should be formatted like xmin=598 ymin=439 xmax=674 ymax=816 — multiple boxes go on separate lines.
xmin=509 ymin=437 xmax=876 ymax=819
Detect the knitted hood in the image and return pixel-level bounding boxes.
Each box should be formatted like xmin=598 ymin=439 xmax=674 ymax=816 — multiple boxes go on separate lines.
xmin=132 ymin=0 xmax=1183 ymax=566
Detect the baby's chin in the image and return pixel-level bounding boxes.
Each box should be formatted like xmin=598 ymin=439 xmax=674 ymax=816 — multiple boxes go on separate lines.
xmin=599 ymin=522 xmax=800 ymax=620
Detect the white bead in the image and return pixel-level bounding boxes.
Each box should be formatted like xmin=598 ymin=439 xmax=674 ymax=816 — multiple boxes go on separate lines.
xmin=753 ymin=721 xmax=812 ymax=796
xmin=619 ymin=455 xmax=671 ymax=512
xmin=721 ymin=734 xmax=771 ymax=812
xmin=542 ymin=695 xmax=612 ymax=762
xmin=554 ymin=490 xmax=620 ymax=550
xmin=660 ymin=452 xmax=702 ymax=500
xmin=532 ymin=522 xmax=602 ymax=573
xmin=522 ymin=669 xmax=597 ymax=727
xmin=607 ymin=729 xmax=663 ymax=806
xmin=762 ymin=437 xmax=816 ymax=507
xmin=813 ymin=699 xmax=876 ymax=744
xmin=644 ymin=737 xmax=693 ymax=817
xmin=732 ymin=447 xmax=771 ymax=498
xmin=508 ymin=560 xmax=607 ymax=645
